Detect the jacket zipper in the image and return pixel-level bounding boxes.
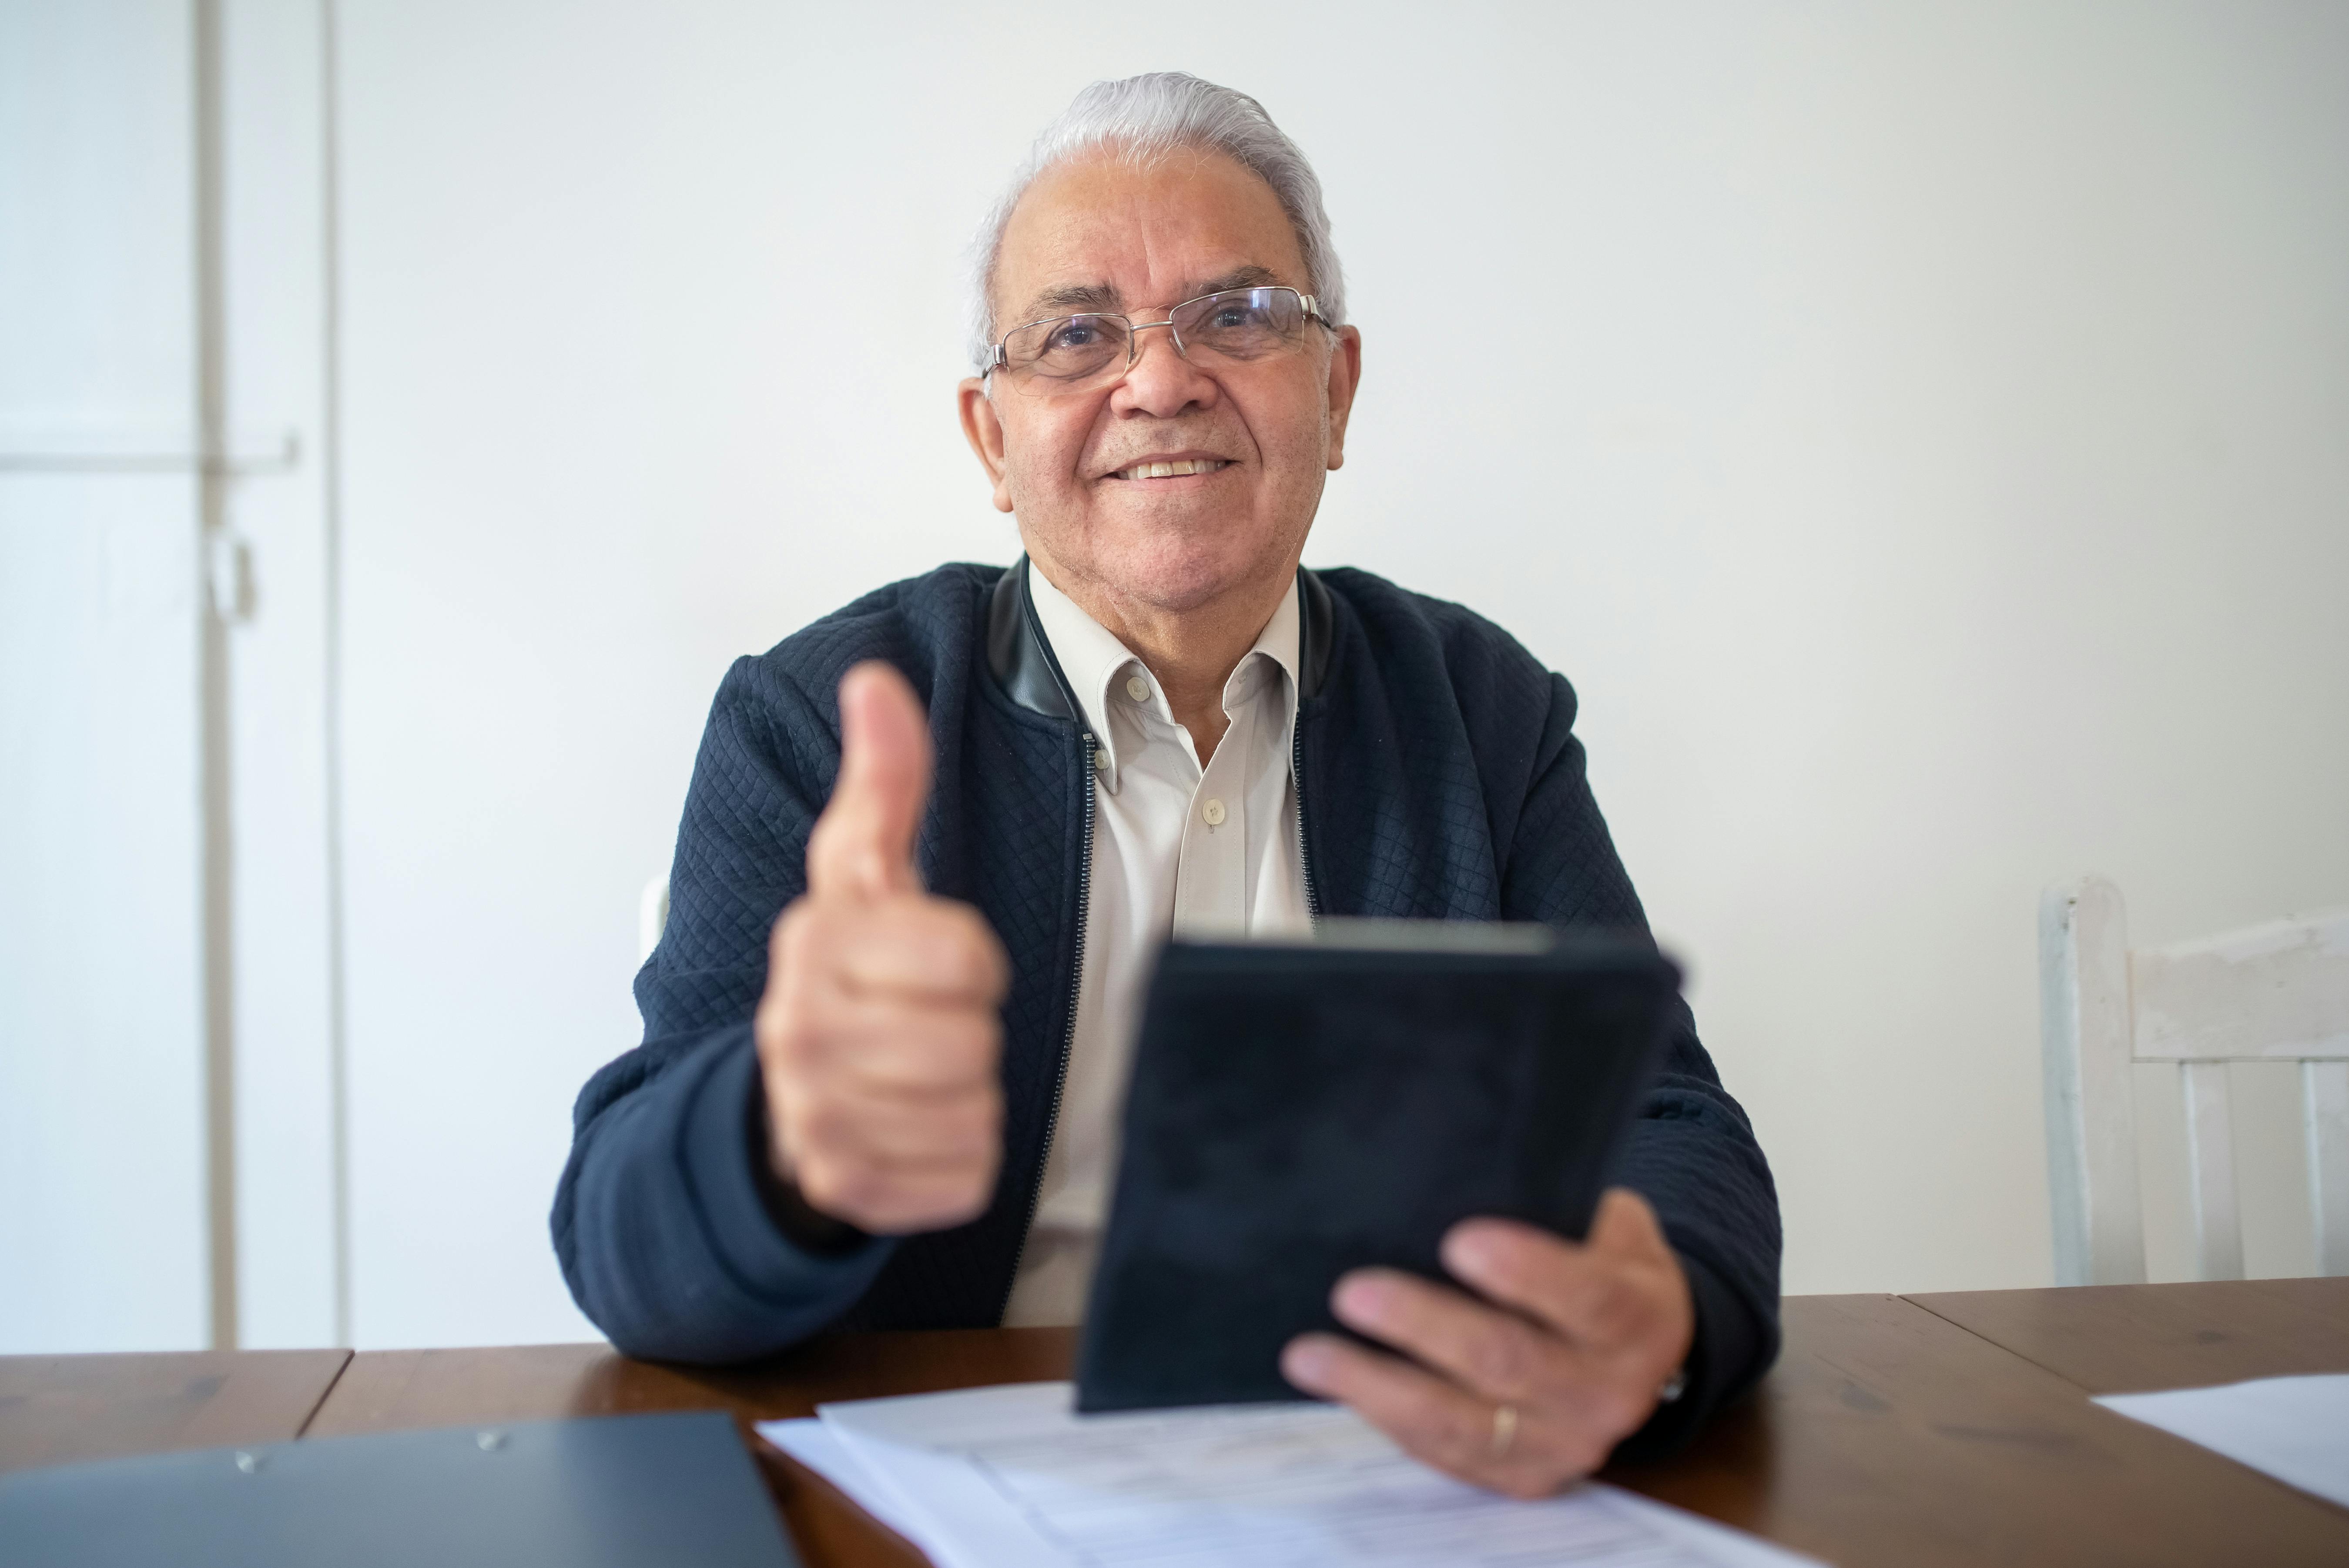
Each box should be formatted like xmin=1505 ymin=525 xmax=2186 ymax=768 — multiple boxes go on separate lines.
xmin=1293 ymin=716 xmax=1321 ymax=922
xmin=999 ymin=726 xmax=1096 ymax=1320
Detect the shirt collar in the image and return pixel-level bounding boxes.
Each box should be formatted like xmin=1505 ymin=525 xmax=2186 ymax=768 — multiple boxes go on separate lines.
xmin=1025 ymin=559 xmax=1302 ymax=788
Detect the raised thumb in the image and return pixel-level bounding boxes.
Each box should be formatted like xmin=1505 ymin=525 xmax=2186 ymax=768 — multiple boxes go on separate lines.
xmin=806 ymin=661 xmax=932 ymax=900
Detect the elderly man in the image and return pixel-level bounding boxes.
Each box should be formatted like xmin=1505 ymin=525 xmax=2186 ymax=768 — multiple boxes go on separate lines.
xmin=554 ymin=72 xmax=1779 ymax=1494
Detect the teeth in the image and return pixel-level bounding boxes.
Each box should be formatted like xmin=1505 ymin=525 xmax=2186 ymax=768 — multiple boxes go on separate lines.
xmin=1116 ymin=458 xmax=1225 ymax=481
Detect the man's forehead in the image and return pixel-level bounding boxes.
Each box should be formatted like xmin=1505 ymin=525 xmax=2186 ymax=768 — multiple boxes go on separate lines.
xmin=992 ymin=149 xmax=1307 ymax=324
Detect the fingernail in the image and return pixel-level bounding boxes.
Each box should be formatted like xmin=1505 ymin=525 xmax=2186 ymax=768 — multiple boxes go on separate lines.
xmin=1443 ymin=1226 xmax=1496 ymax=1275
xmin=1282 ymin=1338 xmax=1334 ymax=1390
xmin=1331 ymin=1274 xmax=1389 ymax=1326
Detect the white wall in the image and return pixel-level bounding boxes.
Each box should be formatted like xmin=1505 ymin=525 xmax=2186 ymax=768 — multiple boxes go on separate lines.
xmin=327 ymin=0 xmax=2349 ymax=1346
xmin=8 ymin=1 xmax=2345 ymax=1350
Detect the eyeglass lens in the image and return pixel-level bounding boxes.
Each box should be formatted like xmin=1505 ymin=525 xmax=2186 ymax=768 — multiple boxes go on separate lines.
xmin=1000 ymin=288 xmax=1311 ymax=392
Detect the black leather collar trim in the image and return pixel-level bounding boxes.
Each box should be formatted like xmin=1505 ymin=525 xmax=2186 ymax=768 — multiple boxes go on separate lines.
xmin=986 ymin=557 xmax=1079 ymax=722
xmin=987 ymin=556 xmax=1333 ymax=720
xmin=1297 ymin=562 xmax=1333 ymax=699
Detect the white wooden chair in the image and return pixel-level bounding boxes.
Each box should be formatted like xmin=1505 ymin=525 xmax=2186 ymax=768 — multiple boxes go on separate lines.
xmin=639 ymin=874 xmax=670 ymax=964
xmin=2041 ymin=876 xmax=2349 ymax=1285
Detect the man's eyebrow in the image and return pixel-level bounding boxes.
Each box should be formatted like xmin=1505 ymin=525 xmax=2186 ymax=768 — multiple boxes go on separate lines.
xmin=1186 ymin=265 xmax=1283 ymax=298
xmin=1022 ymin=282 xmax=1123 ymax=319
xmin=1014 ymin=265 xmax=1291 ymax=323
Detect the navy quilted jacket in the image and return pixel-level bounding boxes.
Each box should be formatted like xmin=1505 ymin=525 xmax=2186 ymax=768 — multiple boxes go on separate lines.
xmin=553 ymin=561 xmax=1781 ymax=1457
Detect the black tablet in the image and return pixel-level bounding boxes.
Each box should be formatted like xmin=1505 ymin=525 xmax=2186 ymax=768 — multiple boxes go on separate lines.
xmin=1074 ymin=920 xmax=1680 ymax=1414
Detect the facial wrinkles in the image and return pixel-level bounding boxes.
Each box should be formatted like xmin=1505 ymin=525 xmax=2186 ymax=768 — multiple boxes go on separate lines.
xmin=985 ymin=150 xmax=1331 ymax=611
xmin=1083 ymin=387 xmax=1253 ymax=483
xmin=1073 ymin=249 xmax=1281 ymax=485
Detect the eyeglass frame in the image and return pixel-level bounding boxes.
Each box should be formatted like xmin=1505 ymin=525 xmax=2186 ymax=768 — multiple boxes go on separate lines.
xmin=981 ymin=285 xmax=1333 ymax=385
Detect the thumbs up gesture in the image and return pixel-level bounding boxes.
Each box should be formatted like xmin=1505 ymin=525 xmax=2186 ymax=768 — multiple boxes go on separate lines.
xmin=754 ymin=662 xmax=1010 ymax=1234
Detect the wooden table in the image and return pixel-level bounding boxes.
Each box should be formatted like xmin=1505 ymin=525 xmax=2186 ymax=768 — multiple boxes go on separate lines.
xmin=0 ymin=1348 xmax=348 ymax=1474
xmin=1614 ymin=1288 xmax=2349 ymax=1566
xmin=7 ymin=1284 xmax=2346 ymax=1566
xmin=1908 ymin=1277 xmax=2349 ymax=1393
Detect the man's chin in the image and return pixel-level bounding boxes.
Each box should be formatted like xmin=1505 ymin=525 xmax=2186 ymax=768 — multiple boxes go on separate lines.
xmin=1021 ymin=498 xmax=1304 ymax=618
xmin=1077 ymin=530 xmax=1280 ymax=616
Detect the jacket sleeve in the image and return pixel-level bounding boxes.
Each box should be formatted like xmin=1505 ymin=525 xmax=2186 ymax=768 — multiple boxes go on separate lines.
xmin=550 ymin=657 xmax=894 ymax=1362
xmin=1502 ymin=672 xmax=1784 ymax=1461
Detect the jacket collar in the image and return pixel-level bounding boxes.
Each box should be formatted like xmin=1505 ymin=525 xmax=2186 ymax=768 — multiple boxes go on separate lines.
xmin=985 ymin=556 xmax=1332 ymax=724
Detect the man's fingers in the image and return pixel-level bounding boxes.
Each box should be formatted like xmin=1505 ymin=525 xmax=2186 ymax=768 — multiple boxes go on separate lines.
xmin=1330 ymin=1269 xmax=1578 ymax=1405
xmin=1440 ymin=1199 xmax=1677 ymax=1352
xmin=780 ymin=1080 xmax=1001 ymax=1168
xmin=770 ymin=895 xmax=1010 ymax=1005
xmin=806 ymin=662 xmax=932 ymax=900
xmin=781 ymin=997 xmax=1001 ymax=1094
xmin=771 ymin=1083 xmax=1001 ymax=1234
xmin=1282 ymin=1334 xmax=1495 ymax=1476
xmin=831 ymin=900 xmax=1009 ymax=1002
xmin=1280 ymin=1334 xmax=1598 ymax=1498
xmin=793 ymin=1151 xmax=997 ymax=1234
xmin=775 ymin=1075 xmax=1002 ymax=1234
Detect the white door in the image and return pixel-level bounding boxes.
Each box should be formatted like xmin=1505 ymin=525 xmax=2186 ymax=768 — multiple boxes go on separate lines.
xmin=0 ymin=0 xmax=343 ymax=1354
xmin=0 ymin=0 xmax=214 ymax=1353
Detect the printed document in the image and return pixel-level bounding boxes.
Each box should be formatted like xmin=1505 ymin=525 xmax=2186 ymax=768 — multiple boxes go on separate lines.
xmin=2095 ymin=1373 xmax=2349 ymax=1511
xmin=758 ymin=1381 xmax=1823 ymax=1568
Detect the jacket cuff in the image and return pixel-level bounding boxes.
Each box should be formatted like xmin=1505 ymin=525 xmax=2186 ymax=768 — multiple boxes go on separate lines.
xmin=684 ymin=1028 xmax=894 ymax=1304
xmin=1606 ymin=1248 xmax=1775 ymax=1464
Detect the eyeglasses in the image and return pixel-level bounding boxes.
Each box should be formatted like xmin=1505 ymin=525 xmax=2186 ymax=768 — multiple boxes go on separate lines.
xmin=984 ymin=286 xmax=1330 ymax=395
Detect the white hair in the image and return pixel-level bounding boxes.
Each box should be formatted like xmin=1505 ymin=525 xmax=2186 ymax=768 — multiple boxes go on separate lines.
xmin=965 ymin=72 xmax=1347 ymax=371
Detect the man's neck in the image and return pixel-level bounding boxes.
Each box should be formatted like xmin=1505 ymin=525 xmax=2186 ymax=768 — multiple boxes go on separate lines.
xmin=1027 ymin=549 xmax=1296 ymax=764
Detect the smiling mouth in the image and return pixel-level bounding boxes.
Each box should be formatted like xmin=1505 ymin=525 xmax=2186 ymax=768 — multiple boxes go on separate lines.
xmin=1106 ymin=458 xmax=1233 ymax=482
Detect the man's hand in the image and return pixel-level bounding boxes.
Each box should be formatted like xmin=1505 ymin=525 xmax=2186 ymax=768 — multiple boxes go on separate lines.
xmin=753 ymin=662 xmax=1010 ymax=1234
xmin=1280 ymin=1189 xmax=1694 ymax=1498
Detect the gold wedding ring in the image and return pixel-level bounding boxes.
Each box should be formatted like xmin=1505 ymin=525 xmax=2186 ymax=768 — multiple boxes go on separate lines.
xmin=1489 ymin=1401 xmax=1518 ymax=1460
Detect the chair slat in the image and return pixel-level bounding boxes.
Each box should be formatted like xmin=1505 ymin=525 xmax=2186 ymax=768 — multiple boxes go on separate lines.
xmin=2181 ymin=1061 xmax=2244 ymax=1280
xmin=2305 ymin=1059 xmax=2349 ymax=1277
xmin=638 ymin=874 xmax=670 ymax=964
xmin=2132 ymin=908 xmax=2349 ymax=1061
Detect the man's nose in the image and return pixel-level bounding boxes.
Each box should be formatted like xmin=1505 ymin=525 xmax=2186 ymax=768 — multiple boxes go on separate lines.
xmin=1110 ymin=322 xmax=1219 ymax=418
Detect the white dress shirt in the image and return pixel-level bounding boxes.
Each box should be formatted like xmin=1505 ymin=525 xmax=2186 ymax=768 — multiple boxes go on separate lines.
xmin=1001 ymin=562 xmax=1314 ymax=1327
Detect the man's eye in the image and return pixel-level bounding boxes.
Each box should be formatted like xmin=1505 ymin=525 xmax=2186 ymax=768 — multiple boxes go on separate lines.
xmin=1047 ymin=323 xmax=1099 ymax=350
xmin=1195 ymin=295 xmax=1283 ymax=337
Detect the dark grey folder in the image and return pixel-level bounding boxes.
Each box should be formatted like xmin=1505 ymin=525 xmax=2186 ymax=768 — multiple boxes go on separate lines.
xmin=1076 ymin=921 xmax=1679 ymax=1413
xmin=0 ymin=1409 xmax=801 ymax=1568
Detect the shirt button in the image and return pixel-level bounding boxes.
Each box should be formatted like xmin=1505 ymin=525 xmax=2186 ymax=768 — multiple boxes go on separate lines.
xmin=1201 ymin=798 xmax=1227 ymax=827
xmin=1092 ymin=747 xmax=1109 ymax=773
xmin=1125 ymin=674 xmax=1150 ymax=702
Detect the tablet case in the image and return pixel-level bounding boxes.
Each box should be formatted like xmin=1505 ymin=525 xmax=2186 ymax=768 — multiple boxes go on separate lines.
xmin=1075 ymin=921 xmax=1679 ymax=1413
xmin=0 ymin=1410 xmax=801 ymax=1568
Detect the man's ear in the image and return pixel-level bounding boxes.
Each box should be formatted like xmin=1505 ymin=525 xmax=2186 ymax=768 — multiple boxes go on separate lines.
xmin=1323 ymin=325 xmax=1363 ymax=472
xmin=957 ymin=377 xmax=1016 ymax=513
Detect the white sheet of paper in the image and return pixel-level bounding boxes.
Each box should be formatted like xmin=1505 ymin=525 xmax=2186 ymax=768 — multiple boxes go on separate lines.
xmin=786 ymin=1380 xmax=1822 ymax=1568
xmin=756 ymin=1418 xmax=935 ymax=1550
xmin=2094 ymin=1373 xmax=2349 ymax=1511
